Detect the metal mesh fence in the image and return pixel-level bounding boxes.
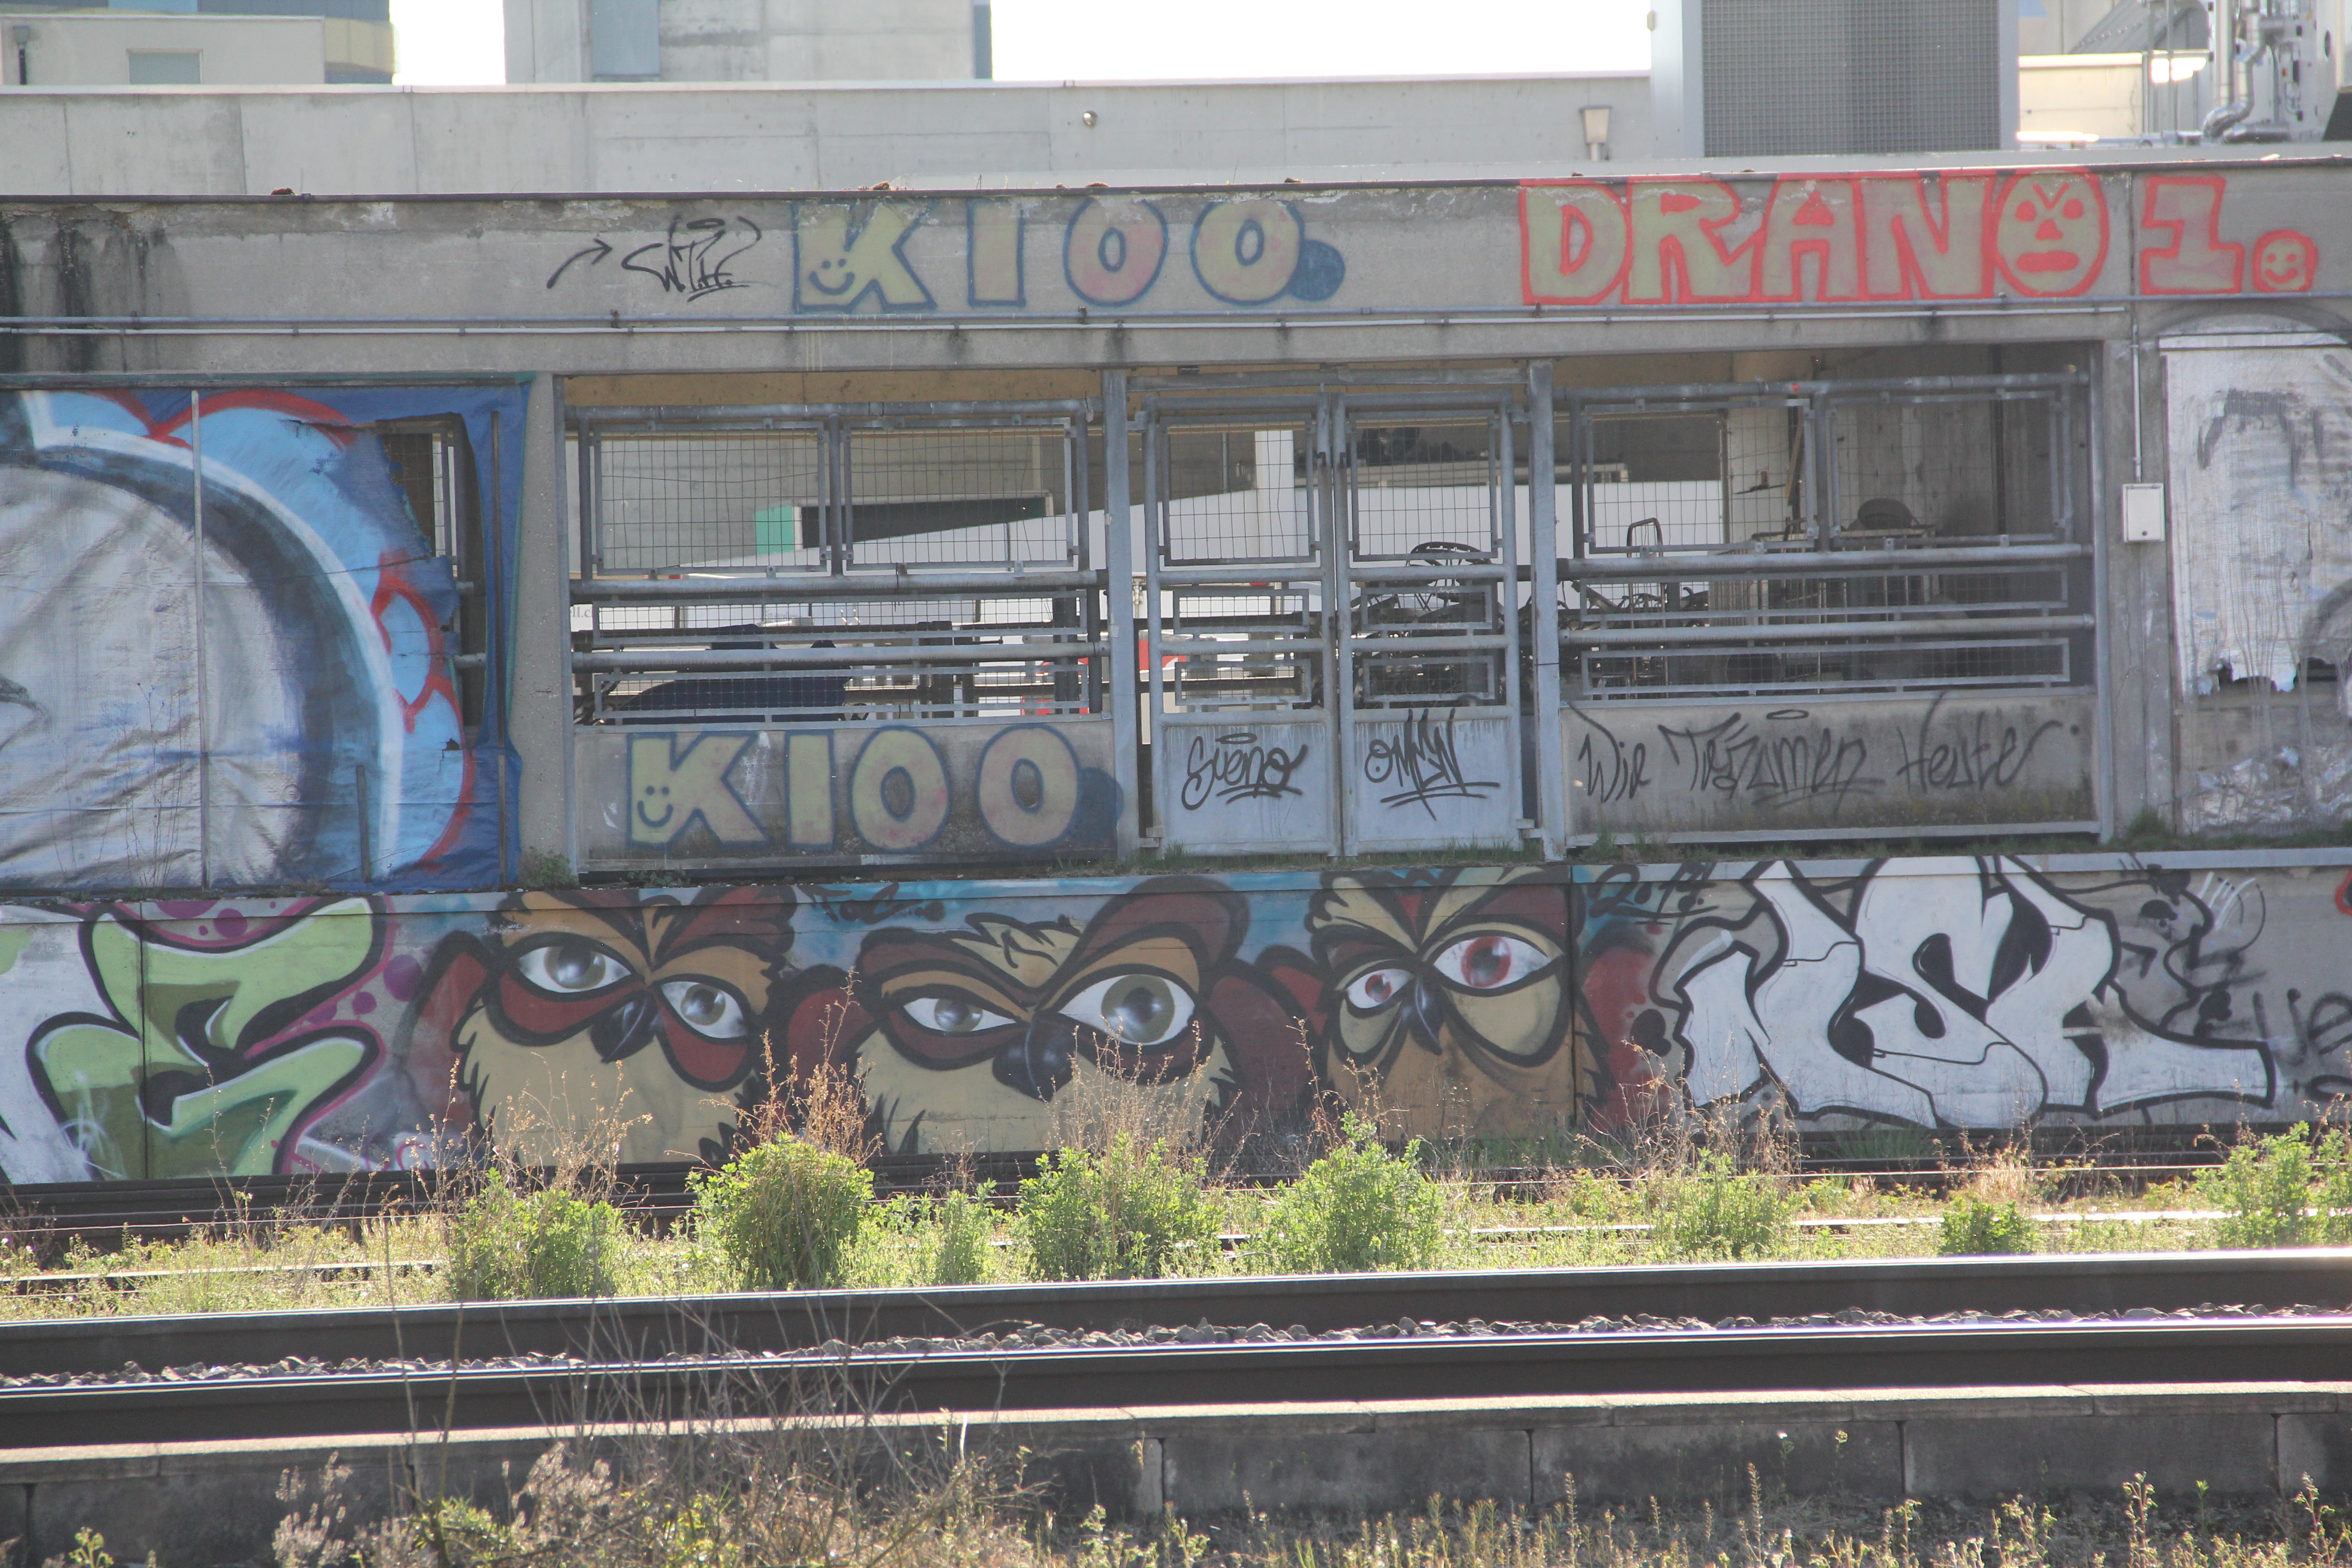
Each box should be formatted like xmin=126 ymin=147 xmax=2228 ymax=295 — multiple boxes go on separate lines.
xmin=1563 ymin=377 xmax=2091 ymax=701
xmin=574 ymin=411 xmax=1106 ymax=725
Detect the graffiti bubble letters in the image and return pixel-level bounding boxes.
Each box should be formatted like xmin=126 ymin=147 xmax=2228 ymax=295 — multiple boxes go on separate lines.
xmin=1181 ymin=731 xmax=1310 ymax=811
xmin=1894 ymin=693 xmax=2062 ymax=794
xmin=794 ymin=201 xmax=936 ymax=313
xmin=1363 ymin=709 xmax=1500 ymax=817
xmin=1523 ymin=170 xmax=2316 ymax=307
xmin=615 ymin=216 xmax=764 ymax=301
xmin=1657 ymin=709 xmax=1879 ymax=813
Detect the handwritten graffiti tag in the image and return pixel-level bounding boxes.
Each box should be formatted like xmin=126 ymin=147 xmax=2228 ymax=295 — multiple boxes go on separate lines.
xmin=1893 ymin=692 xmax=2064 ymax=793
xmin=1656 ymin=709 xmax=1880 ymax=813
xmin=1362 ymin=709 xmax=1500 ymax=816
xmin=1180 ymin=731 xmax=1311 ymax=811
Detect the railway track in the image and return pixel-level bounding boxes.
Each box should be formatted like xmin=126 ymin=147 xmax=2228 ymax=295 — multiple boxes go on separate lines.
xmin=7 ymin=1313 xmax=2352 ymax=1448
xmin=0 ymin=1141 xmax=2260 ymax=1252
xmin=2 ymin=1249 xmax=2348 ymax=1385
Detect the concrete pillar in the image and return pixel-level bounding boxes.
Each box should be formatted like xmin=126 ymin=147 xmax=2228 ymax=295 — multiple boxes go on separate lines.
xmin=512 ymin=372 xmax=573 ymax=874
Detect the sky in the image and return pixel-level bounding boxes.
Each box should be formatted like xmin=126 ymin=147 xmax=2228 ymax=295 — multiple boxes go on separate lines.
xmin=388 ymin=0 xmax=1653 ymax=86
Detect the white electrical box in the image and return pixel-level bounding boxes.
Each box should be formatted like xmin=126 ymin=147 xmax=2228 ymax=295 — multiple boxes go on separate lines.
xmin=2120 ymin=483 xmax=2166 ymax=543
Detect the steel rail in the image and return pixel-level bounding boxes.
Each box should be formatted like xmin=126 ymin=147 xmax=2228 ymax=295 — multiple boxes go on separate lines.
xmin=14 ymin=1315 xmax=2352 ymax=1448
xmin=6 ymin=1251 xmax=2352 ymax=1386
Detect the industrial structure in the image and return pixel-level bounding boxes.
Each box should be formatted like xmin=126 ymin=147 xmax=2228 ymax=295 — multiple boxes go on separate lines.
xmin=0 ymin=0 xmax=395 ymax=84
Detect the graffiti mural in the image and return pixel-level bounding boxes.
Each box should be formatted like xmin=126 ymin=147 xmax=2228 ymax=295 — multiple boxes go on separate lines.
xmin=779 ymin=877 xmax=1313 ymax=1155
xmin=0 ymin=386 xmax=522 ymax=892
xmin=576 ymin=720 xmax=1122 ymax=869
xmin=1521 ymin=170 xmax=2317 ymax=307
xmin=1577 ymin=855 xmax=2338 ymax=1132
xmin=7 ymin=854 xmax=2352 ymax=1182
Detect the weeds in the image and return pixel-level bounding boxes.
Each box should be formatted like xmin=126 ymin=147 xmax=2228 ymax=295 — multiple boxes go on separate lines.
xmin=1253 ymin=1112 xmax=1443 ymax=1274
xmin=691 ymin=1138 xmax=874 ymax=1291
xmin=1938 ymin=1196 xmax=2037 ymax=1256
xmin=1019 ymin=1134 xmax=1219 ymax=1282
xmin=1647 ymin=1151 xmax=1795 ymax=1262
xmin=2196 ymin=1127 xmax=2352 ymax=1248
xmin=444 ymin=1171 xmax=627 ymax=1301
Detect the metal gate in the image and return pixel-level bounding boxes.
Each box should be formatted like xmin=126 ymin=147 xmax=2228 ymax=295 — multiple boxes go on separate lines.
xmin=1140 ymin=382 xmax=1529 ymax=856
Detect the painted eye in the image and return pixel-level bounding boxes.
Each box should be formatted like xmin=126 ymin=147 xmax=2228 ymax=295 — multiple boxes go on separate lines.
xmin=659 ymin=980 xmax=748 ymax=1039
xmin=1344 ymin=966 xmax=1413 ymax=1011
xmin=1058 ymin=973 xmax=1197 ymax=1047
xmin=1431 ymin=934 xmax=1551 ymax=992
xmin=514 ymin=938 xmax=631 ymax=996
xmin=902 ymin=993 xmax=1016 ymax=1036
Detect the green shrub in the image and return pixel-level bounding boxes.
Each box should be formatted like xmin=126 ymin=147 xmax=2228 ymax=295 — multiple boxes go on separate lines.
xmin=1938 ymin=1195 xmax=2037 ymax=1255
xmin=2198 ymin=1128 xmax=2352 ymax=1249
xmin=1255 ymin=1113 xmax=1443 ymax=1274
xmin=1649 ymin=1151 xmax=1793 ymax=1261
xmin=931 ymin=1189 xmax=994 ymax=1286
xmin=692 ymin=1137 xmax=873 ymax=1291
xmin=1018 ymin=1134 xmax=1219 ymax=1282
xmin=444 ymin=1171 xmax=626 ymax=1301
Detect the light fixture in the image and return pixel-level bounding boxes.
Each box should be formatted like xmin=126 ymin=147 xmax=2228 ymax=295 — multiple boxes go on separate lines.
xmin=1580 ymin=103 xmax=1612 ymax=160
xmin=1081 ymin=109 xmax=1097 ymax=127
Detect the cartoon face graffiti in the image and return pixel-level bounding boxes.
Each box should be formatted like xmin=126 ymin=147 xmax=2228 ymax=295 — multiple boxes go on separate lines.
xmin=412 ymin=888 xmax=790 ymax=1165
xmin=1304 ymin=867 xmax=1580 ymax=1139
xmin=1992 ymin=170 xmax=2108 ymax=296
xmin=785 ymin=877 xmax=1307 ymax=1154
xmin=2251 ymin=230 xmax=2319 ymax=294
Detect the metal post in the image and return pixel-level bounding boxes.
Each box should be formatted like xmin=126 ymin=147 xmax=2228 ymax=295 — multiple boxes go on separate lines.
xmin=1101 ymin=370 xmax=1141 ymax=856
xmin=190 ymin=389 xmax=211 ymax=889
xmin=1527 ymin=363 xmax=1567 ymax=859
xmin=558 ymin=381 xmax=581 ymax=875
xmin=2088 ymin=373 xmax=2117 ymax=840
xmin=1142 ymin=407 xmax=1168 ymax=848
xmin=1324 ymin=401 xmax=1354 ymax=858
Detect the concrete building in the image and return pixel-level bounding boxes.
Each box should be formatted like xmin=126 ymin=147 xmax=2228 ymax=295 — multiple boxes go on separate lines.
xmin=0 ymin=74 xmax=1648 ymax=195
xmin=503 ymin=0 xmax=982 ymax=86
xmin=0 ymin=1 xmax=394 ymax=85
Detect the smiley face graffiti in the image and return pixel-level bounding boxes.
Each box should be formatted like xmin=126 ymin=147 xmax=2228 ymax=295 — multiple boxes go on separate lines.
xmin=2251 ymin=229 xmax=2320 ymax=294
xmin=1992 ymin=170 xmax=2111 ymax=297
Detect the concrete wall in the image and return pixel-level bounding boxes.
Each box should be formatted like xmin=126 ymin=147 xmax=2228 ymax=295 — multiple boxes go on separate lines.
xmin=505 ymin=0 xmax=976 ymax=85
xmin=0 ymin=10 xmax=326 ymax=86
xmin=0 ymin=74 xmax=1651 ymax=194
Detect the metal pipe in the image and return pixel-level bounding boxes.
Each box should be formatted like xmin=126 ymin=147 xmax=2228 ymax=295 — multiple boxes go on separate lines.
xmin=573 ymin=568 xmax=1105 ymax=603
xmin=2203 ymin=0 xmax=2252 ymax=141
xmin=574 ymin=642 xmax=1109 ymax=672
xmin=575 ymin=398 xmax=1098 ymax=426
xmin=190 ymin=389 xmax=210 ymax=890
xmin=1561 ymin=542 xmax=2087 ymax=580
xmin=1563 ymin=613 xmax=2094 ymax=647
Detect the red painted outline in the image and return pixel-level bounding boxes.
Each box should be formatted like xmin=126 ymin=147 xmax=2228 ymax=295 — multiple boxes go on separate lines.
xmin=1856 ymin=172 xmax=1997 ymax=301
xmin=2139 ymin=175 xmax=2244 ymax=296
xmin=1623 ymin=176 xmax=1758 ymax=304
xmin=1990 ymin=168 xmax=2110 ymax=298
xmin=1519 ymin=180 xmax=1631 ymax=305
xmin=1753 ymin=177 xmax=1862 ymax=303
xmin=2250 ymin=229 xmax=2320 ymax=294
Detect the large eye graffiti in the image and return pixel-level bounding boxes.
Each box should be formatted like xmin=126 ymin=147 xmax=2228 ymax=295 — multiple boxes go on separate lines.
xmin=1058 ymin=972 xmax=1197 ymax=1047
xmin=1344 ymin=966 xmax=1414 ymax=1013
xmin=1431 ymin=933 xmax=1553 ymax=993
xmin=901 ymin=992 xmax=1018 ymax=1036
xmin=659 ymin=979 xmax=749 ymax=1039
xmin=1992 ymin=170 xmax=2108 ymax=296
xmin=514 ymin=937 xmax=632 ymax=996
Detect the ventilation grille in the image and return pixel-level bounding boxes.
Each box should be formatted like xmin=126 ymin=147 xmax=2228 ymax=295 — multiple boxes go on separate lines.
xmin=1702 ymin=0 xmax=2002 ymax=156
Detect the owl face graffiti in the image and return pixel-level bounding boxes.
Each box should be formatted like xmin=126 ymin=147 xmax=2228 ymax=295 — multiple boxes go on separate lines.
xmin=415 ymin=888 xmax=790 ymax=1166
xmin=787 ymin=877 xmax=1307 ymax=1154
xmin=1306 ymin=867 xmax=1578 ymax=1139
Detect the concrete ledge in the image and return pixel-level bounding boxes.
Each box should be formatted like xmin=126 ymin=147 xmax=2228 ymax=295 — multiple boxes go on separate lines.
xmin=5 ymin=1385 xmax=2352 ymax=1564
